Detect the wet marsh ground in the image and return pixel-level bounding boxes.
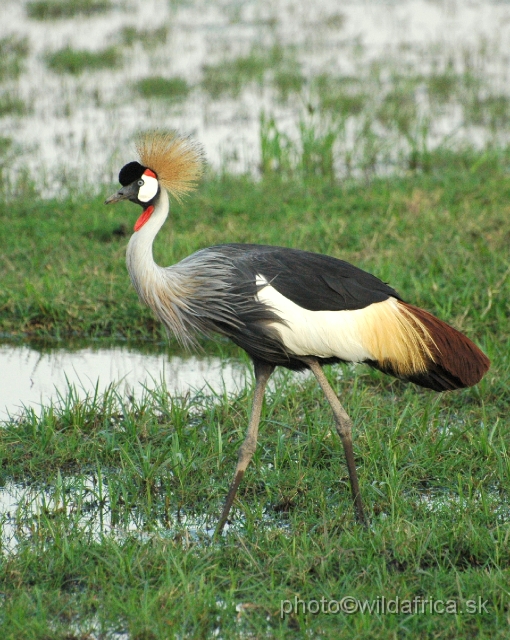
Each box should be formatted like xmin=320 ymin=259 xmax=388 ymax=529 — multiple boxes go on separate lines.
xmin=1 ymin=152 xmax=510 ymax=637
xmin=2 ymin=0 xmax=510 ymax=191
xmin=1 ymin=0 xmax=510 ymax=637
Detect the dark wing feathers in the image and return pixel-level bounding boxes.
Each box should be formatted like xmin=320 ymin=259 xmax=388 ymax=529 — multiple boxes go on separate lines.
xmin=320 ymin=273 xmax=392 ymax=308
xmin=214 ymin=243 xmax=401 ymax=311
xmin=187 ymin=245 xmax=489 ymax=386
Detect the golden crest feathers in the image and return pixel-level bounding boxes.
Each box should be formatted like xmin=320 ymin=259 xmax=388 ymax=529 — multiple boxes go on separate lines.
xmin=135 ymin=130 xmax=204 ymax=201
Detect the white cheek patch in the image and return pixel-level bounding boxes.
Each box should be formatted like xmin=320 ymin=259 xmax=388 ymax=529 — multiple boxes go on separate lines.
xmin=138 ymin=174 xmax=159 ymax=203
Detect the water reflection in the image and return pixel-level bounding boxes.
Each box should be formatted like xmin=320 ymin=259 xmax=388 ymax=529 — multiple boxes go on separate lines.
xmin=0 ymin=474 xmax=210 ymax=554
xmin=0 ymin=343 xmax=247 ymax=419
xmin=1 ymin=472 xmax=506 ymax=555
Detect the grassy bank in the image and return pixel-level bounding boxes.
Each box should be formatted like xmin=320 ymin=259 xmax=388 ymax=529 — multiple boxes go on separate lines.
xmin=1 ymin=147 xmax=508 ymax=344
xmin=1 ymin=151 xmax=509 ymax=637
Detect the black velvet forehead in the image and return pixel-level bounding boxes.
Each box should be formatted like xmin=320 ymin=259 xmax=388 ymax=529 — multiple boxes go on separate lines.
xmin=119 ymin=161 xmax=146 ymax=186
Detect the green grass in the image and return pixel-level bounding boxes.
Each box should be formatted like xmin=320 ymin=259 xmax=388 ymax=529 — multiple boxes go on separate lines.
xmin=202 ymin=50 xmax=267 ymax=98
xmin=202 ymin=44 xmax=303 ymax=99
xmin=426 ymin=71 xmax=459 ymax=104
xmin=0 ymin=92 xmax=28 ymax=117
xmin=377 ymin=85 xmax=419 ymax=136
xmin=313 ymin=74 xmax=366 ymax=116
xmin=26 ymin=0 xmax=112 ymax=20
xmin=119 ymin=25 xmax=168 ymax=50
xmin=0 ymin=35 xmax=29 ymax=82
xmin=465 ymin=95 xmax=510 ymax=130
xmin=1 ymin=149 xmax=509 ymax=636
xmin=0 ymin=356 xmax=508 ymax=636
xmin=323 ymin=12 xmax=346 ymax=29
xmin=45 ymin=46 xmax=121 ymax=75
xmin=2 ymin=12 xmax=510 ymax=635
xmin=274 ymin=66 xmax=304 ymax=102
xmin=304 ymin=60 xmax=510 ymax=173
xmin=134 ymin=76 xmax=189 ymax=101
xmin=0 ymin=136 xmax=13 ymax=157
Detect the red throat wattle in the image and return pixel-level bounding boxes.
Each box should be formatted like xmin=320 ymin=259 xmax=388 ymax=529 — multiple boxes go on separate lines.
xmin=134 ymin=205 xmax=154 ymax=231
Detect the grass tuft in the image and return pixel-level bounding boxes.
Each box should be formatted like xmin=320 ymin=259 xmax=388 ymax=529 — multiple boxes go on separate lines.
xmin=323 ymin=12 xmax=346 ymax=29
xmin=426 ymin=71 xmax=459 ymax=104
xmin=26 ymin=0 xmax=112 ymax=20
xmin=202 ymin=44 xmax=303 ymax=100
xmin=0 ymin=92 xmax=28 ymax=117
xmin=45 ymin=45 xmax=121 ymax=74
xmin=377 ymin=83 xmax=419 ymax=137
xmin=274 ymin=66 xmax=304 ymax=102
xmin=133 ymin=76 xmax=189 ymax=101
xmin=202 ymin=50 xmax=267 ymax=98
xmin=314 ymin=74 xmax=366 ymax=116
xmin=465 ymin=94 xmax=510 ymax=130
xmin=120 ymin=25 xmax=169 ymax=50
xmin=0 ymin=35 xmax=29 ymax=81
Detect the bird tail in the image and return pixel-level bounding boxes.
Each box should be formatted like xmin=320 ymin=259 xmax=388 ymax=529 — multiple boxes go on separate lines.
xmin=373 ymin=301 xmax=490 ymax=392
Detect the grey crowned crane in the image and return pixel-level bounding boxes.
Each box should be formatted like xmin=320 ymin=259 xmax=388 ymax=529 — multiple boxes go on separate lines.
xmin=105 ymin=131 xmax=490 ymax=532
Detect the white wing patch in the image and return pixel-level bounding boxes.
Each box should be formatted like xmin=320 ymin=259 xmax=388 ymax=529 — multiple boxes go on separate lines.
xmin=256 ymin=276 xmax=374 ymax=362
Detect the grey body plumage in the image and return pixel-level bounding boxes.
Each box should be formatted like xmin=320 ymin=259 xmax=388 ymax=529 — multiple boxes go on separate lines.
xmin=125 ymin=191 xmax=285 ymax=363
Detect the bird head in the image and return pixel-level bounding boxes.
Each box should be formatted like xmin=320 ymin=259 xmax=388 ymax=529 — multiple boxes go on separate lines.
xmin=105 ymin=130 xmax=204 ymax=231
xmin=105 ymin=161 xmax=159 ymax=207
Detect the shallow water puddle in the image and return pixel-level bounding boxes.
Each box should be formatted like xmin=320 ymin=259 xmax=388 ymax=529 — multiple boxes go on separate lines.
xmin=417 ymin=487 xmax=510 ymax=523
xmin=0 ymin=471 xmax=294 ymax=554
xmin=0 ymin=343 xmax=247 ymax=419
xmin=2 ymin=474 xmax=507 ymax=555
xmin=0 ymin=473 xmax=217 ymax=554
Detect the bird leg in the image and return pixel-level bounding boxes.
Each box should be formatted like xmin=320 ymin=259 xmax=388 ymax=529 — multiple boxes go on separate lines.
xmin=304 ymin=357 xmax=367 ymax=526
xmin=215 ymin=360 xmax=274 ymax=536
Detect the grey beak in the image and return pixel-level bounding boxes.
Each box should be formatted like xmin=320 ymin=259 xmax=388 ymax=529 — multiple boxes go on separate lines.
xmin=105 ymin=181 xmax=138 ymax=205
xmin=104 ymin=191 xmax=125 ymax=205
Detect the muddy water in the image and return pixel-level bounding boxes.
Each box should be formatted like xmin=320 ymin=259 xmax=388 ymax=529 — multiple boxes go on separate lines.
xmin=0 ymin=343 xmax=247 ymax=419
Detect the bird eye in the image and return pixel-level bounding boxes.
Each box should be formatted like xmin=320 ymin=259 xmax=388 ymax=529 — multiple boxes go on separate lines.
xmin=137 ymin=179 xmax=144 ymax=186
